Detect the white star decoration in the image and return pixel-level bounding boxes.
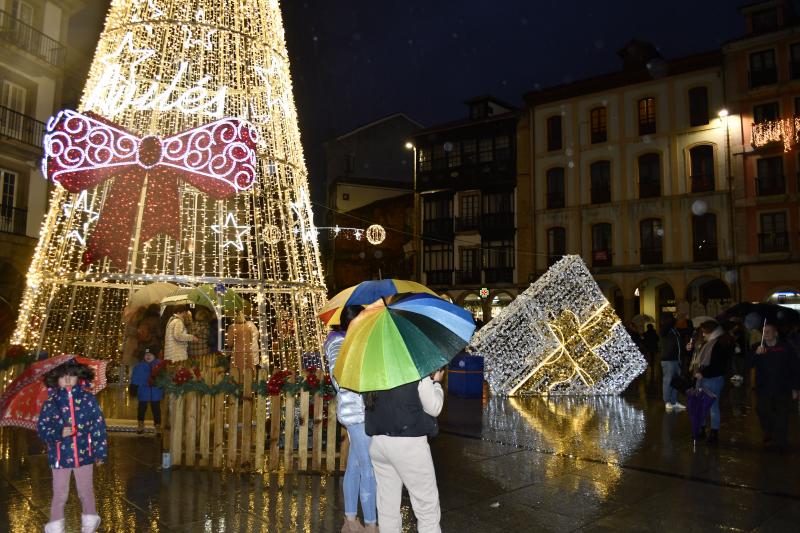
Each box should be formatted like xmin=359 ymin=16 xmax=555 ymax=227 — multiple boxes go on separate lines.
xmin=211 ymin=212 xmax=250 ymax=251
xmin=63 ymin=191 xmax=99 ymax=246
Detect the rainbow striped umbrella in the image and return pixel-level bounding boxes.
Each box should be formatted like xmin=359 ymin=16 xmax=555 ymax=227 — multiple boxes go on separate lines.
xmin=333 ymin=293 xmax=476 ymax=392
xmin=318 ymin=279 xmax=438 ymax=326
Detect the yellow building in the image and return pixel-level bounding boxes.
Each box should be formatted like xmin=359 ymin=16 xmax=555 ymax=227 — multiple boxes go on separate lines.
xmin=519 ymin=42 xmax=740 ymax=325
xmin=0 ymin=0 xmax=89 ymax=340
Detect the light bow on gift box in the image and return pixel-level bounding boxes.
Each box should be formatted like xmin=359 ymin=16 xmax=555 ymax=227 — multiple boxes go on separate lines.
xmin=43 ymin=109 xmax=259 ymax=268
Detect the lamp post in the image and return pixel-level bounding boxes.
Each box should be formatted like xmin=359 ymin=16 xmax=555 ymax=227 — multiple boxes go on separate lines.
xmin=719 ymin=108 xmax=740 ymax=302
xmin=405 ymin=141 xmax=420 ymax=281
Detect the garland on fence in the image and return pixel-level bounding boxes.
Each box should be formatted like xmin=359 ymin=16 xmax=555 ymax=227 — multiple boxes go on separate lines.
xmin=0 ymin=345 xmax=36 ymax=371
xmin=147 ymin=358 xmax=336 ymax=400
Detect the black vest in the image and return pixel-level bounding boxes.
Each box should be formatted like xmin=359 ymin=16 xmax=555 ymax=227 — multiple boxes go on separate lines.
xmin=365 ymin=381 xmax=438 ymax=438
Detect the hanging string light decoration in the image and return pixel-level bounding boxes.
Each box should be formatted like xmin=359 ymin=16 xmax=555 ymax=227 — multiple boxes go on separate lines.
xmin=12 ymin=0 xmax=328 ymax=373
xmin=751 ymin=117 xmax=800 ymax=152
xmin=468 ymin=255 xmax=646 ymax=396
xmin=364 ymin=224 xmax=386 ymax=245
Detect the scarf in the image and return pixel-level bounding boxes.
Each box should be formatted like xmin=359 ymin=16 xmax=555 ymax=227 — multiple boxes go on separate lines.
xmin=690 ymin=327 xmax=724 ymax=371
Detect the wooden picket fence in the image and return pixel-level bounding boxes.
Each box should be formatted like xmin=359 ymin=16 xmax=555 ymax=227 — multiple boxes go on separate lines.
xmin=161 ymin=367 xmax=349 ymax=473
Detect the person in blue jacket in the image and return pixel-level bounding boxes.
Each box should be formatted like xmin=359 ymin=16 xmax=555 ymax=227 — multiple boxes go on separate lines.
xmin=37 ymin=359 xmax=107 ymax=533
xmin=130 ymin=348 xmax=164 ymax=434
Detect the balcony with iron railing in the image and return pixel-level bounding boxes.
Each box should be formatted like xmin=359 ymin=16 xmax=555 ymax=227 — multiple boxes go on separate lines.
xmin=422 ymin=218 xmax=453 ymax=239
xmin=756 ymin=175 xmax=786 ymax=196
xmin=546 ymin=193 xmax=565 ymax=209
xmin=0 ymin=10 xmax=66 ymax=67
xmin=479 ymin=212 xmax=514 ymax=234
xmin=0 ymin=105 xmax=45 ymax=148
xmin=693 ymin=242 xmax=718 ymax=262
xmin=639 ymin=181 xmax=661 ymax=199
xmin=0 ymin=206 xmax=27 ymax=235
xmin=758 ymin=232 xmax=789 ymax=253
xmin=748 ymin=68 xmax=778 ymax=88
xmin=592 ymin=249 xmax=612 ymax=267
xmin=456 ymin=269 xmax=481 ymax=284
xmin=691 ymin=174 xmax=715 ymax=193
xmin=640 ymin=246 xmax=663 ymax=265
xmin=455 ymin=216 xmax=479 ymax=232
xmin=484 ymin=267 xmax=513 ymax=283
xmin=590 ymin=186 xmax=611 ymax=204
xmin=424 ymin=269 xmax=453 ymax=286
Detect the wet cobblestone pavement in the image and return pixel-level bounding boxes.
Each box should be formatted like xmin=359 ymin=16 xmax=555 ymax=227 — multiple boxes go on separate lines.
xmin=2 ymin=373 xmax=799 ymax=532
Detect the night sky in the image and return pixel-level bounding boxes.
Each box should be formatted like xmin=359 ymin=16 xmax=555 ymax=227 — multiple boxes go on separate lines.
xmin=71 ymin=0 xmax=750 ymax=199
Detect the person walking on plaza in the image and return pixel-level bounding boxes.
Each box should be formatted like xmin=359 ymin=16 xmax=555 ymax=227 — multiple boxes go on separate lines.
xmin=660 ymin=315 xmax=686 ymax=412
xmin=750 ymin=323 xmax=800 ymax=449
xmin=643 ymin=323 xmax=659 ymax=369
xmin=325 ymin=305 xmax=377 ymax=533
xmin=365 ymin=371 xmax=445 ymax=533
xmin=690 ymin=320 xmax=733 ymax=444
xmin=130 ymin=349 xmax=164 ymax=435
xmin=37 ymin=360 xmax=107 ymax=533
xmin=163 ymin=305 xmax=197 ymax=364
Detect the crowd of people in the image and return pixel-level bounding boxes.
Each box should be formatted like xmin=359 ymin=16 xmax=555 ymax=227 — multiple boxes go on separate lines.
xmin=645 ymin=312 xmax=800 ymax=449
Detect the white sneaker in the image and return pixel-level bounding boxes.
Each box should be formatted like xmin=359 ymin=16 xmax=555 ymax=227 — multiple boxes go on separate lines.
xmin=673 ymin=402 xmax=686 ymax=411
xmin=665 ymin=403 xmax=674 ymax=411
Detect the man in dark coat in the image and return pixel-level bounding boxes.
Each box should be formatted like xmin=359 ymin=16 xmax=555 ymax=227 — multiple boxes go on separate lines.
xmin=750 ymin=323 xmax=800 ymax=448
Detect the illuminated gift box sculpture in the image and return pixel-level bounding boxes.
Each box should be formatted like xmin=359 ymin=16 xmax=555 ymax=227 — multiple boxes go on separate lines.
xmin=469 ymin=255 xmax=646 ymax=395
xmin=12 ymin=0 xmax=327 ymax=371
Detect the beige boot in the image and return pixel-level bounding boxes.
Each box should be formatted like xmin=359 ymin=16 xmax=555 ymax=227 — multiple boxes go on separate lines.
xmin=363 ymin=523 xmax=379 ymax=533
xmin=43 ymin=519 xmax=65 ymax=533
xmin=81 ymin=514 xmax=101 ymax=533
xmin=341 ymin=517 xmax=365 ymax=533
xmin=136 ymin=421 xmax=144 ymax=434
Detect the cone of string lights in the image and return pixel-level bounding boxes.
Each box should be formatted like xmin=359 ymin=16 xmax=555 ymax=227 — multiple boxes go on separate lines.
xmin=12 ymin=0 xmax=327 ymax=372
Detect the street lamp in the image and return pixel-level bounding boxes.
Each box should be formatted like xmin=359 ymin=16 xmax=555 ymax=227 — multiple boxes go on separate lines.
xmin=405 ymin=141 xmax=420 ymax=281
xmin=719 ymin=108 xmax=740 ymax=301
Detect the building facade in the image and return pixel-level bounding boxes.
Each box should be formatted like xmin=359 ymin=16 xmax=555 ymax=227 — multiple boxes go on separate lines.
xmin=520 ymin=44 xmax=737 ymax=324
xmin=322 ymin=113 xmax=421 ymax=293
xmin=723 ymin=0 xmax=800 ymax=307
xmin=0 ymin=0 xmax=86 ymax=339
xmin=411 ymin=96 xmax=519 ymax=322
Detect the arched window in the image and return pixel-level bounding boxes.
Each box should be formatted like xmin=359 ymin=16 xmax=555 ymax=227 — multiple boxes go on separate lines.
xmin=546 ymin=167 xmax=565 ymax=209
xmin=640 ymin=218 xmax=663 ymax=264
xmin=690 ymin=145 xmax=715 ymax=192
xmin=692 ymin=213 xmax=718 ymax=261
xmin=638 ymin=153 xmax=661 ymax=198
xmin=547 ymin=227 xmax=566 ymax=266
xmin=590 ymin=161 xmax=611 ymax=204
xmin=591 ymin=223 xmax=612 ymax=267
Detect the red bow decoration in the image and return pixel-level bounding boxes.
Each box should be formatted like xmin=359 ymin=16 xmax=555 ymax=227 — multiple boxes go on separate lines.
xmin=44 ymin=109 xmax=259 ymax=269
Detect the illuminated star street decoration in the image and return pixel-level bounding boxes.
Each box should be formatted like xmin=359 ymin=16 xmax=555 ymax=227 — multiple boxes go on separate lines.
xmin=63 ymin=191 xmax=99 ymax=246
xmin=468 ymin=255 xmax=646 ymax=396
xmin=212 ymin=212 xmax=250 ymax=251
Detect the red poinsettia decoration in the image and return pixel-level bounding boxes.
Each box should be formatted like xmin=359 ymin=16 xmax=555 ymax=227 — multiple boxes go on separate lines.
xmin=148 ymin=359 xmax=167 ymax=386
xmin=172 ymin=366 xmax=193 ymax=385
xmin=5 ymin=345 xmax=28 ymax=358
xmin=305 ymin=367 xmax=321 ymax=390
xmin=267 ymin=370 xmax=292 ymax=395
xmin=322 ymin=375 xmax=334 ymax=401
xmin=192 ymin=366 xmax=202 ymax=380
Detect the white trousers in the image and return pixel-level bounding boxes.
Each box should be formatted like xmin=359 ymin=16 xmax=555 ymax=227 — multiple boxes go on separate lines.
xmin=369 ymin=435 xmax=441 ymax=533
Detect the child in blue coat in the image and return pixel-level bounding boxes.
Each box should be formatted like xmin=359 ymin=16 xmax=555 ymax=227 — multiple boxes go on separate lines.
xmin=37 ymin=359 xmax=107 ymax=533
xmin=130 ymin=348 xmax=164 ymax=434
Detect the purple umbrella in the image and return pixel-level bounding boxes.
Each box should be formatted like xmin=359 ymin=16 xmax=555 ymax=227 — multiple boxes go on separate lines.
xmin=686 ymin=388 xmax=716 ymax=441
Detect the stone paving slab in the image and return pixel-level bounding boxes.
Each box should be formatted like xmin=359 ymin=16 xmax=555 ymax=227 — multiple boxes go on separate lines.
xmin=2 ymin=378 xmax=800 ymax=532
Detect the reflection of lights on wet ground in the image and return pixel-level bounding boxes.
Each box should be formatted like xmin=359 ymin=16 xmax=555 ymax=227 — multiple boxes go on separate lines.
xmin=482 ymin=395 xmax=645 ymax=498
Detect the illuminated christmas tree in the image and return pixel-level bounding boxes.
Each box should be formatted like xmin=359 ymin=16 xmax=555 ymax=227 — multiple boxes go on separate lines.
xmin=12 ymin=0 xmax=327 ymax=371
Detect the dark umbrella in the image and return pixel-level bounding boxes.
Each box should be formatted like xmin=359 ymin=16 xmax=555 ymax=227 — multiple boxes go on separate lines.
xmin=686 ymin=388 xmax=716 ymax=444
xmin=717 ymin=302 xmax=800 ymax=328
